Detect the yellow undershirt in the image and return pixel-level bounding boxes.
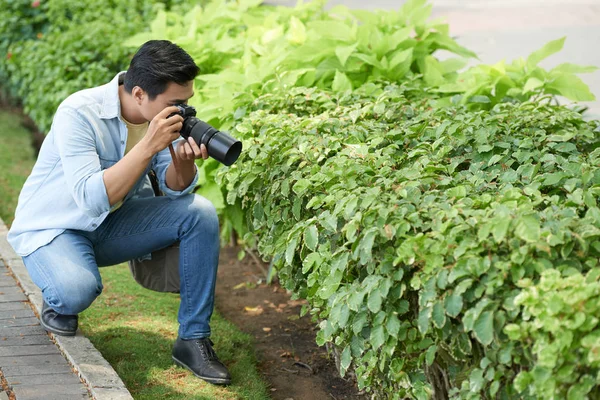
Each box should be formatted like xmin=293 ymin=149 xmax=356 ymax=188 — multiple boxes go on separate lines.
xmin=110 ymin=116 xmax=149 ymax=213
xmin=122 ymin=116 xmax=149 ymax=154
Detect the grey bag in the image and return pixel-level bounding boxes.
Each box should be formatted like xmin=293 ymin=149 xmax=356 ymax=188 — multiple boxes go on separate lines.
xmin=128 ymin=243 xmax=180 ymax=293
xmin=126 ymin=170 xmax=180 ymax=293
xmin=129 ymin=243 xmax=179 ymax=293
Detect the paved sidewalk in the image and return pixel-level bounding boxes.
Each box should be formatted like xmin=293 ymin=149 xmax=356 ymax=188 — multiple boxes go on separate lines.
xmin=0 ymin=259 xmax=90 ymax=400
xmin=0 ymin=220 xmax=133 ymax=400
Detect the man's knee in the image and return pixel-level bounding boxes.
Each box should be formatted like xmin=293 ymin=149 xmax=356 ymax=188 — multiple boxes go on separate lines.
xmin=48 ymin=272 xmax=101 ymax=315
xmin=181 ymin=194 xmax=219 ymax=235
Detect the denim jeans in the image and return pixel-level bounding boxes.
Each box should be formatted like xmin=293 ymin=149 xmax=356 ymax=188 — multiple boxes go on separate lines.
xmin=21 ymin=194 xmax=220 ymax=339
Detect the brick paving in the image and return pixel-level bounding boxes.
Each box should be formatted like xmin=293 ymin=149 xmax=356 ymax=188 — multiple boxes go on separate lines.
xmin=0 ymin=260 xmax=90 ymax=400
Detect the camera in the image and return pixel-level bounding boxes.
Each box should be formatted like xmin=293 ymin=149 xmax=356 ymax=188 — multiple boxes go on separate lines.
xmin=168 ymin=104 xmax=242 ymax=166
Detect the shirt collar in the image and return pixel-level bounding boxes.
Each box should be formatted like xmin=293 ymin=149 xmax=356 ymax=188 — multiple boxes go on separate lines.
xmin=100 ymin=70 xmax=127 ymax=120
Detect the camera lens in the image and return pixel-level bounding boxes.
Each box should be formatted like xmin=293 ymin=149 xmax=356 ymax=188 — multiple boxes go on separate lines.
xmin=183 ymin=118 xmax=242 ymax=166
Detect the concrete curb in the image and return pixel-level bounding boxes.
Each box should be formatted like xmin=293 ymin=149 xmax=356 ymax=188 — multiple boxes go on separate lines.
xmin=0 ymin=219 xmax=133 ymax=400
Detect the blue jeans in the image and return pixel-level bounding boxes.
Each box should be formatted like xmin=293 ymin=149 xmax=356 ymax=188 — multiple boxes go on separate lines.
xmin=22 ymin=194 xmax=220 ymax=339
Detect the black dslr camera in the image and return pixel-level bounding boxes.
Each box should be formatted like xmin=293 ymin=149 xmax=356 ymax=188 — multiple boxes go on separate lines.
xmin=168 ymin=104 xmax=242 ymax=166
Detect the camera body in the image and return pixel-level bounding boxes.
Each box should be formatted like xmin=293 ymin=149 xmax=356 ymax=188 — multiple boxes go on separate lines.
xmin=169 ymin=104 xmax=242 ymax=166
xmin=171 ymin=103 xmax=197 ymax=120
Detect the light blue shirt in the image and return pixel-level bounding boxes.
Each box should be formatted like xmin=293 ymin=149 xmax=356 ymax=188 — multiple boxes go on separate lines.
xmin=8 ymin=71 xmax=198 ymax=256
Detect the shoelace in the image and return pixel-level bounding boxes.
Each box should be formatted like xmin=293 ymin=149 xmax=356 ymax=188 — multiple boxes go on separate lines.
xmin=195 ymin=338 xmax=218 ymax=361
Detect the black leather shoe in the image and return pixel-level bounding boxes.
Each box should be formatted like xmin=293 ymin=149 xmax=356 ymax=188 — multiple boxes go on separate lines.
xmin=172 ymin=337 xmax=231 ymax=385
xmin=40 ymin=300 xmax=78 ymax=336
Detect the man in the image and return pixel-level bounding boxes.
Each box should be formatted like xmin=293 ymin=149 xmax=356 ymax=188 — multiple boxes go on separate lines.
xmin=7 ymin=40 xmax=231 ymax=385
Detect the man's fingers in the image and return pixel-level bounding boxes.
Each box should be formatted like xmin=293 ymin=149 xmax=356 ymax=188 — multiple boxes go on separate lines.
xmin=187 ymin=137 xmax=202 ymax=157
xmin=157 ymin=106 xmax=182 ymax=120
xmin=171 ymin=121 xmax=183 ymax=132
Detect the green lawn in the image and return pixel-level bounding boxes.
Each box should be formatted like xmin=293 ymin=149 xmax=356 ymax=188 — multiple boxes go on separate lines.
xmin=0 ymin=109 xmax=270 ymax=399
xmin=81 ymin=264 xmax=269 ymax=399
xmin=0 ymin=109 xmax=36 ymax=226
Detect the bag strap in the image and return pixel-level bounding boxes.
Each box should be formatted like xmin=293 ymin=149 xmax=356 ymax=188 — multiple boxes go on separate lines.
xmin=148 ymin=170 xmax=163 ymax=197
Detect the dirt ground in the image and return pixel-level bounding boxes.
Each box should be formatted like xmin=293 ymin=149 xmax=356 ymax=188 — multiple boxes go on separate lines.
xmin=215 ymin=246 xmax=365 ymax=400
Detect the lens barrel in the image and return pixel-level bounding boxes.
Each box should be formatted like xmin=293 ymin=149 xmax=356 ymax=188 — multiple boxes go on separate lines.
xmin=182 ymin=118 xmax=242 ymax=166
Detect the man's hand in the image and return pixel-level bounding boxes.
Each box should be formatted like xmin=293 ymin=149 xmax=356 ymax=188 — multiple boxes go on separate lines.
xmin=175 ymin=137 xmax=209 ymax=162
xmin=141 ymin=106 xmax=184 ymax=155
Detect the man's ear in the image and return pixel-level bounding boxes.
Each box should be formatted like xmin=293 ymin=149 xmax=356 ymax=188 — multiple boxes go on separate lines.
xmin=132 ymin=86 xmax=145 ymax=106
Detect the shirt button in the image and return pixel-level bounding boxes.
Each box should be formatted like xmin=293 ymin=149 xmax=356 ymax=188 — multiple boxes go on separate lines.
xmin=121 ymin=140 xmax=125 ymax=145
xmin=92 ymin=224 xmax=97 ymax=228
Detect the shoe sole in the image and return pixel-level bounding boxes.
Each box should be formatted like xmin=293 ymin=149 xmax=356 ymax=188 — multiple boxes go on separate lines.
xmin=172 ymin=356 xmax=232 ymax=385
xmin=40 ymin=318 xmax=77 ymax=337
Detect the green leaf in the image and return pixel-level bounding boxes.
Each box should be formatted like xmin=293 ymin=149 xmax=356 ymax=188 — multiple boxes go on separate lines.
xmin=358 ymin=228 xmax=378 ymax=265
xmin=340 ymin=346 xmax=352 ymax=376
xmin=423 ymin=56 xmax=445 ymax=86
xmin=287 ymin=16 xmax=307 ymax=45
xmin=304 ymin=225 xmax=319 ymax=251
xmin=527 ymin=37 xmax=565 ymax=68
xmin=348 ymin=290 xmax=366 ymax=312
xmin=474 ymin=310 xmax=494 ymax=346
xmin=332 ymin=70 xmax=353 ymax=92
xmin=370 ymin=324 xmax=386 ymax=350
xmin=550 ymin=63 xmax=598 ymax=74
xmin=492 ymin=218 xmax=510 ymax=243
xmin=386 ymin=315 xmax=400 ymax=338
xmin=292 ymin=179 xmax=311 ymax=195
xmin=335 ymin=44 xmax=358 ymax=67
xmin=547 ymin=73 xmax=596 ymax=101
xmin=418 ymin=306 xmax=431 ymax=335
xmin=285 ymin=236 xmax=299 ymax=265
xmin=432 ymin=302 xmax=447 ymax=329
xmin=444 ymin=293 xmax=463 ymax=318
xmin=367 ymin=287 xmax=383 ymax=313
xmin=523 ymin=77 xmax=544 ymax=93
xmin=389 ymin=48 xmax=413 ymax=71
xmin=469 ymin=95 xmax=491 ymax=104
xmin=514 ymin=215 xmax=540 ymax=243
xmin=425 ymin=345 xmax=437 ymax=366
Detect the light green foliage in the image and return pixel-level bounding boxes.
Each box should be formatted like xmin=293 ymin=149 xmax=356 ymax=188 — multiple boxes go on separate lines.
xmin=433 ymin=37 xmax=598 ymax=108
xmin=218 ymin=82 xmax=600 ymax=398
xmin=507 ymin=269 xmax=600 ymax=400
xmin=123 ymin=0 xmax=475 ymax=128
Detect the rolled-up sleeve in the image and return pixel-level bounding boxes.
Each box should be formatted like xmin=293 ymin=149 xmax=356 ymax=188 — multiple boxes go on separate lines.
xmin=152 ymin=137 xmax=199 ymax=198
xmin=53 ymin=107 xmax=111 ymax=217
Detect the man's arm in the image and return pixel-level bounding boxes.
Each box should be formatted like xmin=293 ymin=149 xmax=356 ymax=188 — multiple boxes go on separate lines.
xmin=102 ymin=144 xmax=154 ymax=206
xmin=104 ymin=106 xmax=183 ymax=206
xmin=164 ymin=137 xmax=208 ymax=191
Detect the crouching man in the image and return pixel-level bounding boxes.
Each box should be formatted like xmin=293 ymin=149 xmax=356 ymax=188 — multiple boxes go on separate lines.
xmin=8 ymin=40 xmax=231 ymax=385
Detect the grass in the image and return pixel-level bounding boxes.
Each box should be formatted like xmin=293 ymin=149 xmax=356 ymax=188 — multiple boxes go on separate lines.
xmin=0 ymin=108 xmax=270 ymax=399
xmin=0 ymin=109 xmax=36 ymax=226
xmin=80 ymin=264 xmax=270 ymax=399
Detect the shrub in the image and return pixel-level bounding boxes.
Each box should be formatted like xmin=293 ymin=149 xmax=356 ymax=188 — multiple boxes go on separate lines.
xmin=0 ymin=0 xmax=204 ymax=132
xmin=218 ymin=83 xmax=600 ymax=398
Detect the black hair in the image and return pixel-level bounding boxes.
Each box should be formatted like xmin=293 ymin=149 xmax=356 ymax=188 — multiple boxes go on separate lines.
xmin=123 ymin=40 xmax=200 ymax=100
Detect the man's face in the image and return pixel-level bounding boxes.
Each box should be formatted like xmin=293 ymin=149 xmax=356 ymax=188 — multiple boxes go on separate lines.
xmin=139 ymin=80 xmax=195 ymax=121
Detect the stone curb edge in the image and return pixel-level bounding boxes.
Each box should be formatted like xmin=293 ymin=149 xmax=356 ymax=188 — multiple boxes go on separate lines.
xmin=0 ymin=218 xmax=133 ymax=400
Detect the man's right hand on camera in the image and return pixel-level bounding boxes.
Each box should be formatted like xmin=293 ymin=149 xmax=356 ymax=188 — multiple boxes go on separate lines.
xmin=141 ymin=106 xmax=183 ymax=155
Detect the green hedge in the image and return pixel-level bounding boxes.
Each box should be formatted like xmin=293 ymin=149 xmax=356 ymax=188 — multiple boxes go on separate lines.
xmin=218 ymin=84 xmax=600 ymax=398
xmin=0 ymin=0 xmax=203 ymax=132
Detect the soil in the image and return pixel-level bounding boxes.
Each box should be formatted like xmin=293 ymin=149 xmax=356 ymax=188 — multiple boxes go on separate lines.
xmin=215 ymin=246 xmax=366 ymax=400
